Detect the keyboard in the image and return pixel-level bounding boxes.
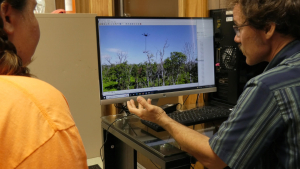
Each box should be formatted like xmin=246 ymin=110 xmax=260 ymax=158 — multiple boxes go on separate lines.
xmin=141 ymin=106 xmax=232 ymax=132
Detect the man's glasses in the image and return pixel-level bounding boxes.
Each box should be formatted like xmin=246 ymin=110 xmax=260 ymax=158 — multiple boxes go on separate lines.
xmin=233 ymin=24 xmax=249 ymax=37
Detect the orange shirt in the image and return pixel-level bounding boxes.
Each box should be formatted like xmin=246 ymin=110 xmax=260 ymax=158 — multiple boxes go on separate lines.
xmin=0 ymin=76 xmax=88 ymax=169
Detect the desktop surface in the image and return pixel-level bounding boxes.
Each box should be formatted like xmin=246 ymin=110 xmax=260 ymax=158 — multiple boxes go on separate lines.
xmin=101 ymin=103 xmax=220 ymax=169
xmin=101 ymin=114 xmax=199 ymax=169
xmin=102 ymin=114 xmax=185 ymax=158
xmin=101 ymin=103 xmax=217 ymax=156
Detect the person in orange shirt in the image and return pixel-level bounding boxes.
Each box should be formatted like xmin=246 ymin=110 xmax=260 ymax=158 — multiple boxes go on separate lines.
xmin=0 ymin=0 xmax=88 ymax=168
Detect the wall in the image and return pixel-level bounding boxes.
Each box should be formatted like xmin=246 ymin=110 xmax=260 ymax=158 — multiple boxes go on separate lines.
xmin=122 ymin=0 xmax=178 ymax=17
xmin=29 ymin=14 xmax=102 ymax=159
xmin=208 ymin=0 xmax=228 ymax=10
xmin=45 ymin=0 xmax=56 ymax=12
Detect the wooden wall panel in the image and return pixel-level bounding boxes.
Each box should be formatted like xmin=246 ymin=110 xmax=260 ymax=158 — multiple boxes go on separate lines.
xmin=101 ymin=104 xmax=117 ymax=116
xmin=178 ymin=0 xmax=185 ymax=17
xmin=55 ymin=0 xmax=113 ymax=15
xmin=75 ymin=0 xmax=90 ymax=13
xmin=90 ymin=0 xmax=113 ymax=16
xmin=123 ymin=0 xmax=178 ymax=17
xmin=55 ymin=0 xmax=65 ymax=10
xmin=178 ymin=0 xmax=209 ymax=17
xmin=186 ymin=0 xmax=208 ymax=17
xmin=220 ymin=0 xmax=229 ymax=9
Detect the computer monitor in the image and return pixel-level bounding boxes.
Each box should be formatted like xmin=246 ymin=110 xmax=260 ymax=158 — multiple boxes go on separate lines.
xmin=96 ymin=17 xmax=216 ymax=105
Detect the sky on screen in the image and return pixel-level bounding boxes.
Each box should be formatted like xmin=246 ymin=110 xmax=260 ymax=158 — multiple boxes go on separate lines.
xmin=99 ymin=25 xmax=197 ymax=65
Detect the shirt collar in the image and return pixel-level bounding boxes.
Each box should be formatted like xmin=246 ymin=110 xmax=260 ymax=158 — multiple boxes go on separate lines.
xmin=264 ymin=40 xmax=300 ymax=72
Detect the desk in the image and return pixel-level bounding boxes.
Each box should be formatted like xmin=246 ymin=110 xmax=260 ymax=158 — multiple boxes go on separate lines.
xmin=101 ymin=114 xmax=192 ymax=169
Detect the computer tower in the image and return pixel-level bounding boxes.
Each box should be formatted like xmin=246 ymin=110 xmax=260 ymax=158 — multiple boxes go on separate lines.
xmin=209 ymin=9 xmax=267 ymax=106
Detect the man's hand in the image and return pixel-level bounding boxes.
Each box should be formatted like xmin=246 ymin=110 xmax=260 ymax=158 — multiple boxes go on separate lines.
xmin=127 ymin=96 xmax=168 ymax=124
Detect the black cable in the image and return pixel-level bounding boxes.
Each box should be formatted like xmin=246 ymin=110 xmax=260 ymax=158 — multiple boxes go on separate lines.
xmin=100 ymin=114 xmax=135 ymax=162
xmin=212 ymin=121 xmax=215 ymax=127
xmin=118 ymin=108 xmax=123 ymax=114
xmin=150 ymin=160 xmax=160 ymax=169
xmin=114 ymin=103 xmax=123 ymax=109
xmin=212 ymin=121 xmax=219 ymax=133
xmin=195 ymin=93 xmax=200 ymax=104
xmin=100 ymin=120 xmax=116 ymax=162
xmin=100 ymin=118 xmax=120 ymax=162
xmin=114 ymin=103 xmax=130 ymax=115
xmin=183 ymin=95 xmax=190 ymax=105
xmin=178 ymin=103 xmax=183 ymax=110
xmin=114 ymin=104 xmax=124 ymax=114
xmin=128 ymin=122 xmax=138 ymax=136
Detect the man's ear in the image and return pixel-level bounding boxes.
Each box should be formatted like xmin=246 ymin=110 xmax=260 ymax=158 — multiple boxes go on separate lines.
xmin=0 ymin=2 xmax=14 ymax=35
xmin=265 ymin=22 xmax=276 ymax=40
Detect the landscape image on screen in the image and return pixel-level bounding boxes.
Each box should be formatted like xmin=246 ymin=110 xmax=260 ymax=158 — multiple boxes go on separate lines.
xmin=99 ymin=25 xmax=199 ymax=92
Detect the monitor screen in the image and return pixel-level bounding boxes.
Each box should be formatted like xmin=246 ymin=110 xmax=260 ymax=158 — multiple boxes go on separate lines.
xmin=96 ymin=17 xmax=216 ymax=105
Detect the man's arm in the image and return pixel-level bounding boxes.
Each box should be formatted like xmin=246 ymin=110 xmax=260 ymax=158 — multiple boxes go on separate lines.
xmin=127 ymin=96 xmax=227 ymax=169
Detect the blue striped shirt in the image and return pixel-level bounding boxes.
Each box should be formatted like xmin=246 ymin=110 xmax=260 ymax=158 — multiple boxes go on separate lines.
xmin=209 ymin=40 xmax=300 ymax=169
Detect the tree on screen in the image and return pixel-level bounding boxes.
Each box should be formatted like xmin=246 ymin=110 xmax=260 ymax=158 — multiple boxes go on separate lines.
xmin=157 ymin=40 xmax=169 ymax=86
xmin=182 ymin=42 xmax=197 ymax=83
xmin=164 ymin=52 xmax=187 ymax=85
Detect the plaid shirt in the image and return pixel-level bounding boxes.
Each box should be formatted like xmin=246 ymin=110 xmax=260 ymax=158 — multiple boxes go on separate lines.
xmin=209 ymin=40 xmax=300 ymax=169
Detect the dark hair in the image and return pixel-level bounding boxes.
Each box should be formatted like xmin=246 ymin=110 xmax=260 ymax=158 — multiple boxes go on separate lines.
xmin=0 ymin=0 xmax=31 ymax=76
xmin=227 ymin=0 xmax=300 ymax=39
